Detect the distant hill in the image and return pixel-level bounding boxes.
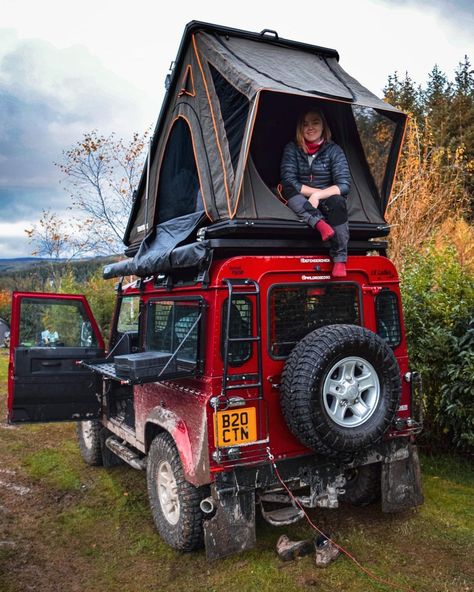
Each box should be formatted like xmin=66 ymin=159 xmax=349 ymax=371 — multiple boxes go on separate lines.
xmin=0 ymin=256 xmax=120 ymax=275
xmin=0 ymin=258 xmax=65 ymax=274
xmin=0 ymin=255 xmax=122 ymax=292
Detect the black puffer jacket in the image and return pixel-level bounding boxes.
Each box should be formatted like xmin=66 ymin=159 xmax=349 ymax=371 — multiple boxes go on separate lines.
xmin=280 ymin=141 xmax=351 ymax=198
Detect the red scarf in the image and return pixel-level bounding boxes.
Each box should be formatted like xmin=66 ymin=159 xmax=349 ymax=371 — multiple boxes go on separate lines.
xmin=305 ymin=138 xmax=324 ymax=155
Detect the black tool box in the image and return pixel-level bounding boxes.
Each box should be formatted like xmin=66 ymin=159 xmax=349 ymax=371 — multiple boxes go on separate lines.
xmin=114 ymin=352 xmax=175 ymax=380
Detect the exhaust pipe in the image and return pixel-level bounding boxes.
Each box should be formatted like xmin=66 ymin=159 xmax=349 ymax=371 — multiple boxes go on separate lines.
xmin=200 ymin=496 xmax=216 ymax=515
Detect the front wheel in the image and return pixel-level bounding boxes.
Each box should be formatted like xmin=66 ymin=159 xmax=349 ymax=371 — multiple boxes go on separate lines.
xmin=147 ymin=432 xmax=206 ymax=551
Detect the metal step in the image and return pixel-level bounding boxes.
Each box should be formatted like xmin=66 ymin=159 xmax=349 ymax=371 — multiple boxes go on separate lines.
xmin=105 ymin=436 xmax=146 ymax=470
xmin=260 ymin=503 xmax=305 ymax=526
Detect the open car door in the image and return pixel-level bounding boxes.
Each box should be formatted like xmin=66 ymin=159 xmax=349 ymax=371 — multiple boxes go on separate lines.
xmin=8 ymin=292 xmax=105 ymax=423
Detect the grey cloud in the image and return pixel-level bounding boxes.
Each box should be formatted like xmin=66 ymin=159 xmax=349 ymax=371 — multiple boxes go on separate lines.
xmin=0 ymin=187 xmax=67 ymax=221
xmin=0 ymin=32 xmax=145 ymax=228
xmin=0 ymin=235 xmax=31 ymax=259
xmin=380 ymin=0 xmax=474 ymax=32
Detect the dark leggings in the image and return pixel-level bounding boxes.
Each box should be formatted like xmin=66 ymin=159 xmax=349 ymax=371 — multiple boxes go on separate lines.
xmin=287 ymin=194 xmax=349 ymax=262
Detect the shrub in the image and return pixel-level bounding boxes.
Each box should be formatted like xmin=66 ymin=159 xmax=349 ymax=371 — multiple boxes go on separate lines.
xmin=440 ymin=319 xmax=474 ymax=450
xmin=0 ymin=290 xmax=11 ymax=323
xmin=386 ymin=118 xmax=469 ymax=269
xmin=400 ymin=244 xmax=474 ymax=453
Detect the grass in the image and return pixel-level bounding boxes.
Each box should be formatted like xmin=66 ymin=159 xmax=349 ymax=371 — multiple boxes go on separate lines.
xmin=0 ymin=347 xmax=473 ymax=592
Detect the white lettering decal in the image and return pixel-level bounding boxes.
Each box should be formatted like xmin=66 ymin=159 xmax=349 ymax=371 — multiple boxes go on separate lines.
xmin=398 ymin=404 xmax=408 ymax=411
xmin=300 ymin=258 xmax=331 ymax=263
xmin=301 ymin=275 xmax=331 ymax=280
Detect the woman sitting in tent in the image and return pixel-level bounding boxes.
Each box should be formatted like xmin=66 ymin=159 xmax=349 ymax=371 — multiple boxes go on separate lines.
xmin=280 ymin=109 xmax=351 ymax=278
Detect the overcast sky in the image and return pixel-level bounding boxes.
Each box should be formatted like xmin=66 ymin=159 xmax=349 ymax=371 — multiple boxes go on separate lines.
xmin=1 ymin=0 xmax=473 ymax=258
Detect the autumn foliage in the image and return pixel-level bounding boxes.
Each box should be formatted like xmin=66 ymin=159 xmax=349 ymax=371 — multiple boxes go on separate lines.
xmin=386 ymin=118 xmax=470 ymax=267
xmin=0 ymin=290 xmax=10 ymax=322
xmin=384 ymin=58 xmax=474 ymax=453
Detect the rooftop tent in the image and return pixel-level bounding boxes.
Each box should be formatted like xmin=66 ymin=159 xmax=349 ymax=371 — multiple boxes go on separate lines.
xmin=123 ymin=22 xmax=407 ymax=251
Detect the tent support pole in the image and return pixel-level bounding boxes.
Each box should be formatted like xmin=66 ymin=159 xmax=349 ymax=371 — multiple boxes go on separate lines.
xmin=144 ymin=136 xmax=152 ymax=233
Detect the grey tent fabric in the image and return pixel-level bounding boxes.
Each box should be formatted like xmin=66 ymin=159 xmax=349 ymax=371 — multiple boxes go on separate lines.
xmin=198 ymin=33 xmax=398 ymax=111
xmin=104 ymin=211 xmax=208 ymax=279
xmin=123 ymin=22 xmax=407 ymax=250
xmin=103 ymin=258 xmax=135 ymax=279
xmin=238 ymin=156 xmax=299 ymax=220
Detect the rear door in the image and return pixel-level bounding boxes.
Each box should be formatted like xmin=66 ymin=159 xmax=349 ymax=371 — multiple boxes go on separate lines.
xmin=8 ymin=292 xmax=105 ymax=423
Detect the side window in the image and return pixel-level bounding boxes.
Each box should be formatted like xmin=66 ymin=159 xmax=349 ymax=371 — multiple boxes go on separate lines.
xmin=146 ymin=299 xmax=203 ymax=371
xmin=375 ymin=290 xmax=401 ymax=347
xmin=221 ymin=297 xmax=252 ymax=366
xmin=19 ymin=298 xmax=98 ymax=348
xmin=156 ymin=118 xmax=202 ymax=224
xmin=117 ymin=297 xmax=140 ymax=334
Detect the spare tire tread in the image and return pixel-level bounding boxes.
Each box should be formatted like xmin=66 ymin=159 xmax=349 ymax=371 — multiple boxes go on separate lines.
xmin=281 ymin=324 xmax=401 ymax=454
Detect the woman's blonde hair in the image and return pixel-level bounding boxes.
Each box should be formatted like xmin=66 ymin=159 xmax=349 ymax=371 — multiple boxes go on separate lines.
xmin=296 ymin=110 xmax=332 ymax=152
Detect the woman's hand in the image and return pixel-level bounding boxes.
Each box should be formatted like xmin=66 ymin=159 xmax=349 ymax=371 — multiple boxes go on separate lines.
xmin=308 ymin=190 xmax=323 ymax=208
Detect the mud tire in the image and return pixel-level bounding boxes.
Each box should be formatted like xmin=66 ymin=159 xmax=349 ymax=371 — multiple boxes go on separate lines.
xmin=342 ymin=463 xmax=381 ymax=506
xmin=147 ymin=432 xmax=205 ymax=551
xmin=76 ymin=420 xmax=103 ymax=466
xmin=281 ymin=324 xmax=401 ymax=454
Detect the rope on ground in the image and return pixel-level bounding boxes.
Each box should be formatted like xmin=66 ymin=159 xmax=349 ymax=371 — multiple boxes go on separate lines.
xmin=266 ymin=448 xmax=416 ymax=592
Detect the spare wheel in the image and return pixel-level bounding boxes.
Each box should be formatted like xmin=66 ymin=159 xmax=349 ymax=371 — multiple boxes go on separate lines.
xmin=281 ymin=324 xmax=401 ymax=454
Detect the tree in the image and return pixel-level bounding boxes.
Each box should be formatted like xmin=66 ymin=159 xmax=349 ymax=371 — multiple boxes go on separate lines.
xmin=386 ymin=118 xmax=469 ymax=267
xmin=385 ymin=57 xmax=474 ymax=219
xmin=56 ymin=130 xmax=149 ymax=254
xmin=449 ymin=56 xmax=474 ymax=206
xmin=0 ymin=290 xmax=10 ymax=323
xmin=25 ymin=210 xmax=96 ymax=290
xmin=423 ymin=64 xmax=452 ymax=147
xmin=383 ymin=71 xmax=423 ymax=120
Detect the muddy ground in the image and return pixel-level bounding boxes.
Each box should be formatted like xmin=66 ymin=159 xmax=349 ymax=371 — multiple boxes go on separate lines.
xmin=0 ymin=350 xmax=472 ymax=592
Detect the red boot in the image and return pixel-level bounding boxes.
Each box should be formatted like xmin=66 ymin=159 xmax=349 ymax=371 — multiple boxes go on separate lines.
xmin=315 ymin=220 xmax=335 ymax=242
xmin=332 ymin=262 xmax=347 ymax=278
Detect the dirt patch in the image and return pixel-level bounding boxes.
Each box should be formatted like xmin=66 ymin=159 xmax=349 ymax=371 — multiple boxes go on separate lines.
xmin=0 ymin=349 xmax=473 ymax=592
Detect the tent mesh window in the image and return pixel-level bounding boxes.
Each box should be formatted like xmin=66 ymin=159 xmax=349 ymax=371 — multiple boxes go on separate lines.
xmin=351 ymin=106 xmax=397 ymax=195
xmin=209 ymin=64 xmax=250 ymax=172
xmin=375 ymin=290 xmax=401 ymax=347
xmin=156 ymin=118 xmax=201 ymax=224
xmin=221 ymin=297 xmax=253 ymax=366
xmin=269 ymin=284 xmax=361 ymax=358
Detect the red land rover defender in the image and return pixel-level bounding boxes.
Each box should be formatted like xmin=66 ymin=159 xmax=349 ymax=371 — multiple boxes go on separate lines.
xmin=8 ymin=22 xmax=423 ymax=560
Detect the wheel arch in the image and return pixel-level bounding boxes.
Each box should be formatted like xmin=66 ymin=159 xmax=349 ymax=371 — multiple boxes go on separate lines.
xmin=145 ymin=407 xmax=210 ymax=486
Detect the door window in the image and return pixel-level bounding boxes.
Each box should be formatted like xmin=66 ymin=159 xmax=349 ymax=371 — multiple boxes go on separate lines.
xmin=19 ymin=297 xmax=98 ymax=348
xmin=117 ymin=296 xmax=140 ymax=333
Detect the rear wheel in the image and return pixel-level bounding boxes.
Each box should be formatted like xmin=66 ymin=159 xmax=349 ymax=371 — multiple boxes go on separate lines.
xmin=76 ymin=420 xmax=103 ymax=466
xmin=147 ymin=432 xmax=205 ymax=551
xmin=342 ymin=463 xmax=381 ymax=506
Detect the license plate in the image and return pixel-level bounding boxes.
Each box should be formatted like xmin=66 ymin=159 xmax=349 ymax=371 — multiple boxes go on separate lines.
xmin=215 ymin=407 xmax=257 ymax=447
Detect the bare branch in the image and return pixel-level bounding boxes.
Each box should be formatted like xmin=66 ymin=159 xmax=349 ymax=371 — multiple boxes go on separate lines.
xmin=56 ymin=129 xmax=149 ymax=254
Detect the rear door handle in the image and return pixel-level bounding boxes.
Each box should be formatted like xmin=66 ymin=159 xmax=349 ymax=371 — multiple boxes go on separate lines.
xmin=40 ymin=361 xmax=62 ymax=367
